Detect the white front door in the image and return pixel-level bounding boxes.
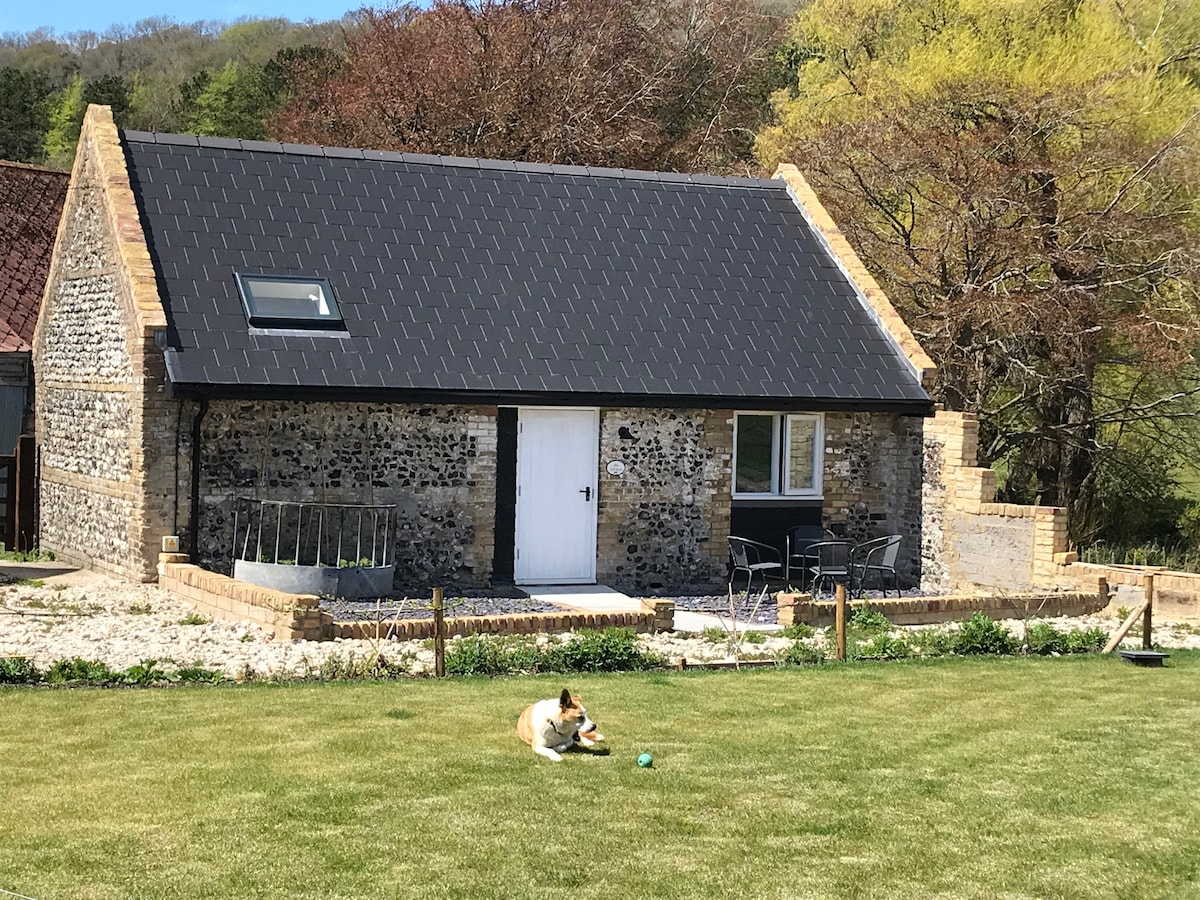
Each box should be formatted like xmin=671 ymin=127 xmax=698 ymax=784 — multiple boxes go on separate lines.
xmin=514 ymin=408 xmax=599 ymax=584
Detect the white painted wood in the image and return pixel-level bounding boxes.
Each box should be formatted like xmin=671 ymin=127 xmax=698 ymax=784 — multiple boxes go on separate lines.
xmin=515 ymin=408 xmax=599 ymax=584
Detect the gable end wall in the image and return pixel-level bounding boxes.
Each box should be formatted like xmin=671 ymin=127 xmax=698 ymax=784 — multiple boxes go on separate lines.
xmin=33 ymin=105 xmax=176 ymax=581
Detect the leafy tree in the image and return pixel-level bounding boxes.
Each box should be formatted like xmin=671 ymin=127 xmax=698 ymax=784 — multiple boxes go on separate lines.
xmin=0 ymin=66 xmax=53 ymax=162
xmin=42 ymin=74 xmax=84 ymax=166
xmin=758 ymin=0 xmax=1200 ymax=541
xmin=83 ymin=74 xmax=132 ymax=124
xmin=272 ymin=0 xmax=785 ymax=172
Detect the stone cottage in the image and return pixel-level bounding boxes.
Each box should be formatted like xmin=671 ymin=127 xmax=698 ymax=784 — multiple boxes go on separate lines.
xmin=34 ymin=104 xmax=937 ymax=593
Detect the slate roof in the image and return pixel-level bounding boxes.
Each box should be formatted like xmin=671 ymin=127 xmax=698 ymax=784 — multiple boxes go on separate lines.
xmin=0 ymin=161 xmax=69 ymax=353
xmin=121 ymin=132 xmax=932 ymax=413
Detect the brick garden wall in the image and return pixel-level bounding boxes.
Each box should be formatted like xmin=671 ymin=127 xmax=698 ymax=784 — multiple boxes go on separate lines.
xmin=922 ymin=411 xmax=1077 ymax=593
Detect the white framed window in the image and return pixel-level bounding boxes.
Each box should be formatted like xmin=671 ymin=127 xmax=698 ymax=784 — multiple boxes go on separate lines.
xmin=732 ymin=412 xmax=824 ymax=499
xmin=235 ymin=274 xmax=342 ymax=329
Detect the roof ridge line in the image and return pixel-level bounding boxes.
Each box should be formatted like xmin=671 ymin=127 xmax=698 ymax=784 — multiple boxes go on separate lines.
xmin=118 ymin=128 xmax=779 ymax=190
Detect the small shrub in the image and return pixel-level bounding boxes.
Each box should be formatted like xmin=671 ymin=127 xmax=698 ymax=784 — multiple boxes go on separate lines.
xmin=540 ymin=627 xmax=661 ymax=673
xmin=24 ymin=598 xmax=47 ymax=609
xmin=46 ymin=657 xmax=118 ymax=685
xmin=954 ymin=613 xmax=1018 ymax=656
xmin=444 ymin=635 xmax=537 ymax=677
xmin=701 ymin=626 xmax=727 ymax=643
xmin=178 ymin=613 xmax=210 ymax=626
xmin=781 ymin=622 xmax=815 ymax=640
xmin=126 ymin=603 xmax=153 ymax=615
xmin=16 ymin=578 xmax=44 ymax=588
xmin=849 ymin=606 xmax=892 ymax=635
xmin=781 ymin=641 xmax=825 ymax=666
xmin=742 ymin=630 xmax=767 ymax=645
xmin=859 ymin=632 xmax=913 ymax=660
xmin=122 ymin=659 xmax=170 ymax=685
xmin=0 ymin=656 xmax=41 ymax=684
xmin=172 ymin=665 xmax=225 ymax=683
xmin=909 ymin=626 xmax=957 ymax=658
xmin=1063 ymin=627 xmax=1106 ymax=654
xmin=1026 ymin=622 xmax=1066 ymax=655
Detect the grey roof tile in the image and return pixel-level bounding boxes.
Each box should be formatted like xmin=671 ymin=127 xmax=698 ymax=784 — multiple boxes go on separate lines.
xmin=123 ymin=131 xmax=931 ymax=409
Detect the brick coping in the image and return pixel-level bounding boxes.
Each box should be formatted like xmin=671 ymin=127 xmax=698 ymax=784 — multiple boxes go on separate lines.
xmin=776 ymin=590 xmax=1108 ymax=627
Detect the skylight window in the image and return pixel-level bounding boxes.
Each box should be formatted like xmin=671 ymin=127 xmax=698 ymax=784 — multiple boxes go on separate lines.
xmin=236 ymin=274 xmax=343 ymax=329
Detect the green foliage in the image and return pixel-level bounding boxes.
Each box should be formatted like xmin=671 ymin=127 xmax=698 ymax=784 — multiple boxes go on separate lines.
xmin=443 ymin=635 xmax=538 ymax=677
xmin=701 ymin=626 xmax=727 ymax=643
xmin=45 ymin=657 xmax=118 ymax=685
xmin=41 ymin=74 xmax=83 ymax=166
xmin=444 ymin=628 xmax=661 ymax=677
xmin=781 ymin=622 xmax=815 ymax=639
xmin=0 ymin=657 xmax=41 ymax=684
xmin=121 ymin=660 xmax=170 ymax=685
xmin=171 ymin=665 xmax=226 ymax=683
xmin=781 ymin=641 xmax=825 ymax=665
xmin=849 ymin=606 xmax=892 ymax=635
xmin=178 ymin=613 xmax=210 ymax=626
xmin=742 ymin=630 xmax=767 ymax=645
xmin=954 ymin=613 xmax=1018 ymax=657
xmin=859 ymin=632 xmax=914 ymax=660
xmin=539 ymin=628 xmax=662 ymax=674
xmin=0 ymin=548 xmax=55 ymax=562
xmin=126 ymin=603 xmax=154 ymax=615
xmin=1082 ymin=541 xmax=1200 ymax=575
xmin=1026 ymin=622 xmax=1108 ymax=655
xmin=0 ymin=66 xmax=52 ymax=162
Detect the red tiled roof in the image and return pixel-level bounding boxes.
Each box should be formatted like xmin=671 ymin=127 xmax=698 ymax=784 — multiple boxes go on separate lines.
xmin=0 ymin=160 xmax=69 ymax=352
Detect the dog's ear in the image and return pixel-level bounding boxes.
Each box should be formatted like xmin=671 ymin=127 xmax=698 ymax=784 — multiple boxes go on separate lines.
xmin=559 ymin=688 xmax=572 ymax=707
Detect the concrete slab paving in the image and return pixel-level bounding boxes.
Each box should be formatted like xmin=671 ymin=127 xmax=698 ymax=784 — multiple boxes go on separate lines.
xmin=525 ymin=584 xmax=783 ymax=633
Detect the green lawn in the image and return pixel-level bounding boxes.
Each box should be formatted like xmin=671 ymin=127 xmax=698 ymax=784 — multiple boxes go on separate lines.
xmin=3 ymin=654 xmax=1199 ymax=899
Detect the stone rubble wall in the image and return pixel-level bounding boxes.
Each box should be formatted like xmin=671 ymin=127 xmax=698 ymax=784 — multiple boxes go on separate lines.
xmin=822 ymin=411 xmax=925 ymax=583
xmin=597 ymin=408 xmax=731 ymax=592
xmin=33 ymin=106 xmax=172 ymax=582
xmin=197 ymin=400 xmax=497 ymax=589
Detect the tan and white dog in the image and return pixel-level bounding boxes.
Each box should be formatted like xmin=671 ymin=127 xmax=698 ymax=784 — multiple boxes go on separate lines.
xmin=517 ymin=689 xmax=604 ymax=761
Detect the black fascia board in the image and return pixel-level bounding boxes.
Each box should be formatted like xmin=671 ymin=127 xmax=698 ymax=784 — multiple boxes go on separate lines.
xmin=164 ymin=380 xmax=935 ymax=417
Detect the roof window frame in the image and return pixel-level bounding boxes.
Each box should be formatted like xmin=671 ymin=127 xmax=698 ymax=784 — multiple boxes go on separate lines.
xmin=234 ymin=273 xmax=344 ymax=330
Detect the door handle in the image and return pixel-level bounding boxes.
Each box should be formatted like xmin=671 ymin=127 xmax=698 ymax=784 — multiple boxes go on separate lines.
xmin=579 ymin=486 xmax=592 ymax=501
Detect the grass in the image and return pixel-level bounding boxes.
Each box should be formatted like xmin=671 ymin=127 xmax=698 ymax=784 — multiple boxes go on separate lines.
xmin=2 ymin=654 xmax=1199 ymax=899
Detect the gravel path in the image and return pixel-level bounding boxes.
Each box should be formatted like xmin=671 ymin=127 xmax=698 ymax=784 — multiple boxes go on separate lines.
xmin=1 ymin=570 xmax=1197 ymax=680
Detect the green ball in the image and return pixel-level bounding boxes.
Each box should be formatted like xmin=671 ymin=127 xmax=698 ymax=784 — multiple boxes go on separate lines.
xmin=637 ymin=752 xmax=653 ymax=768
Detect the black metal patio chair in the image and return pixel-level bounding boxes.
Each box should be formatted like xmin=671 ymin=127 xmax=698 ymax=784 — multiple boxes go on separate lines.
xmin=806 ymin=540 xmax=855 ymax=599
xmin=728 ymin=536 xmax=785 ymax=594
xmin=851 ymin=534 xmax=902 ymax=598
xmin=784 ymin=524 xmax=831 ymax=589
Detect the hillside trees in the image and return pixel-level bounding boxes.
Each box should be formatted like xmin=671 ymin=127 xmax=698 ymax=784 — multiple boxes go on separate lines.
xmin=0 ymin=16 xmax=346 ymax=165
xmin=757 ymin=0 xmax=1200 ymax=543
xmin=272 ymin=0 xmax=787 ymax=172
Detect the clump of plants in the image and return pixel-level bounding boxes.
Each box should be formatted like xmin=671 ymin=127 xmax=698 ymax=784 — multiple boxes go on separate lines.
xmin=443 ymin=627 xmax=662 ymax=677
xmin=1025 ymin=622 xmax=1107 ymax=655
xmin=1 ymin=656 xmax=226 ymax=687
xmin=953 ymin=612 xmax=1019 ymax=656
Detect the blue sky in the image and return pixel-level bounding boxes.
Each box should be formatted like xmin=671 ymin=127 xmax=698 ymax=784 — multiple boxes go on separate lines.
xmin=4 ymin=0 xmax=365 ymax=37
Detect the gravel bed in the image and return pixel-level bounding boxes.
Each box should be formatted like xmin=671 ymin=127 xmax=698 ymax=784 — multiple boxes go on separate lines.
xmin=1 ymin=574 xmax=1197 ymax=681
xmin=322 ymin=594 xmax=565 ymax=622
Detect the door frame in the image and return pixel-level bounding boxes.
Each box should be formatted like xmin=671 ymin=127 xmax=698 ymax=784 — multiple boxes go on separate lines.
xmin=513 ymin=406 xmax=599 ymax=585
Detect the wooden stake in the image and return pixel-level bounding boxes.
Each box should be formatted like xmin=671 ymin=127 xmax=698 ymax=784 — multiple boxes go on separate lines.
xmin=1103 ymin=599 xmax=1148 ymax=654
xmin=433 ymin=587 xmax=446 ymax=677
xmin=1142 ymin=574 xmax=1155 ymax=651
xmin=835 ymin=583 xmax=847 ymax=662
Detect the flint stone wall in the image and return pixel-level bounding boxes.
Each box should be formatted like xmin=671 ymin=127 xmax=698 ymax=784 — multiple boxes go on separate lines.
xmin=197 ymin=401 xmax=498 ymax=589
xmin=35 ymin=132 xmax=141 ymax=575
xmin=822 ymin=412 xmax=925 ymax=584
xmin=596 ymin=408 xmax=731 ymax=592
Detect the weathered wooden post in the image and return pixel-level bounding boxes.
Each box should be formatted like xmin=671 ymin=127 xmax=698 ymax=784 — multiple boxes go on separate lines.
xmin=835 ymin=583 xmax=847 ymax=661
xmin=433 ymin=587 xmax=446 ymax=677
xmin=1142 ymin=574 xmax=1155 ymax=651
